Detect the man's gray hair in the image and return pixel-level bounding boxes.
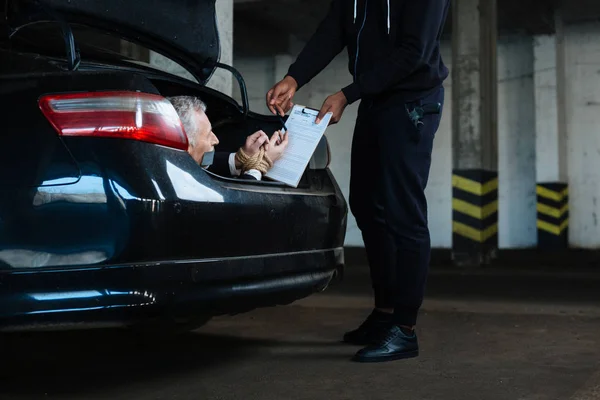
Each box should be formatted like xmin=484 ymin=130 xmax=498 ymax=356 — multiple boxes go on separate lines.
xmin=166 ymin=96 xmax=207 ymax=147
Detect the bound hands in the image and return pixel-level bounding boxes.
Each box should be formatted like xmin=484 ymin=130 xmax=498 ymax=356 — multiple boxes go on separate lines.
xmin=236 ymin=130 xmax=289 ymax=172
xmin=266 ymin=75 xmax=348 ymax=126
xmin=236 ymin=131 xmax=269 ymax=170
xmin=265 ymin=130 xmax=289 ymax=163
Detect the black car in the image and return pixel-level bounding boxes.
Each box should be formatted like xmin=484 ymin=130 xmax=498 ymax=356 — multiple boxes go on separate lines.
xmin=0 ymin=0 xmax=347 ymax=332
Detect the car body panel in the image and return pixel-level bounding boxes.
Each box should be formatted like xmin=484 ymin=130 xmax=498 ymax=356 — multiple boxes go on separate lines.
xmin=0 ymin=248 xmax=344 ymax=330
xmin=0 ymin=139 xmax=347 ymax=268
xmin=0 ymin=53 xmax=81 ymax=188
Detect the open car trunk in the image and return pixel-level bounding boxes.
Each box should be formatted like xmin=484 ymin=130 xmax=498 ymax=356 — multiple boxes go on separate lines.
xmin=4 ymin=0 xmax=221 ymax=84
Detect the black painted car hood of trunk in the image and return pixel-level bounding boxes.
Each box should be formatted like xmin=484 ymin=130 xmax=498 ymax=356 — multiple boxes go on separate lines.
xmin=3 ymin=0 xmax=220 ymax=84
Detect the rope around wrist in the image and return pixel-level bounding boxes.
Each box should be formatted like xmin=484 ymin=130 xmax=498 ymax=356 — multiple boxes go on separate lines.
xmin=235 ymin=148 xmax=273 ymax=175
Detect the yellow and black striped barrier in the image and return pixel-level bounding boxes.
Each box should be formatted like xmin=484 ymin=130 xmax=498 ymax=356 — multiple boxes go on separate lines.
xmin=536 ymin=183 xmax=568 ymax=248
xmin=452 ymin=169 xmax=499 ymax=259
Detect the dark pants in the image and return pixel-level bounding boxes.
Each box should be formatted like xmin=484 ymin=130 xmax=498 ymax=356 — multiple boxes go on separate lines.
xmin=349 ymin=87 xmax=445 ymax=327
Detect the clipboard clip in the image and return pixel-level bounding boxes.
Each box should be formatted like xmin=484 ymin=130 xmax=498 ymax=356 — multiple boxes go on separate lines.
xmin=301 ymin=107 xmax=319 ymax=115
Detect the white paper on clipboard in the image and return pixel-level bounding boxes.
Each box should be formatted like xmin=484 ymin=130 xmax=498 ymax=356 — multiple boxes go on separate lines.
xmin=264 ymin=105 xmax=332 ymax=188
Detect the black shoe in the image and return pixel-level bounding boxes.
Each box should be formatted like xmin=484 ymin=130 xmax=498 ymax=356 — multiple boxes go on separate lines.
xmin=342 ymin=310 xmax=392 ymax=346
xmin=351 ymin=325 xmax=419 ymax=363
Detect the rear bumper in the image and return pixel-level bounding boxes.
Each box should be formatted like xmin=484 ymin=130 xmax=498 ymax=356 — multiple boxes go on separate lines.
xmin=0 ymin=248 xmax=344 ymax=331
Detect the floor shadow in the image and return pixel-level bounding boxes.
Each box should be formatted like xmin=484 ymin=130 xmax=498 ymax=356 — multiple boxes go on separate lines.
xmin=0 ymin=329 xmax=269 ymax=398
xmin=0 ymin=329 xmax=352 ymax=398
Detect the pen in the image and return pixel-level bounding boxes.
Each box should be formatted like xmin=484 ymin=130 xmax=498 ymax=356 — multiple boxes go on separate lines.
xmin=276 ymin=110 xmax=288 ymax=133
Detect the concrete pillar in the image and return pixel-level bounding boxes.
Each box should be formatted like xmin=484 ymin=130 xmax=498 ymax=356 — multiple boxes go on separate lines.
xmin=497 ymin=35 xmax=537 ymax=249
xmin=534 ymin=14 xmax=570 ymax=249
xmin=451 ymin=0 xmax=499 ymax=266
xmin=534 ymin=34 xmax=562 ymax=182
xmin=564 ymin=20 xmax=600 ymax=249
xmin=207 ymin=0 xmax=233 ymax=96
xmin=426 ymin=39 xmax=454 ymax=249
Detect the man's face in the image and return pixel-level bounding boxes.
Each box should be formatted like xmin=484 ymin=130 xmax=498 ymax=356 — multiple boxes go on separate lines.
xmin=188 ymin=110 xmax=219 ymax=165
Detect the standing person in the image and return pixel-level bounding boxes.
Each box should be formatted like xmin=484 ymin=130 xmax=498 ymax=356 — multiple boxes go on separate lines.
xmin=266 ymin=0 xmax=450 ymax=363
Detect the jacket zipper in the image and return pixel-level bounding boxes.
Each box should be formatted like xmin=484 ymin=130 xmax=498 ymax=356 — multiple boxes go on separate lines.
xmin=354 ymin=0 xmax=369 ymax=80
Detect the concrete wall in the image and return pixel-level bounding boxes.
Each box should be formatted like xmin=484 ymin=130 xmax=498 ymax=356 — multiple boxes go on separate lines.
xmin=564 ymin=21 xmax=600 ymax=248
xmin=231 ymin=57 xmax=274 ymax=113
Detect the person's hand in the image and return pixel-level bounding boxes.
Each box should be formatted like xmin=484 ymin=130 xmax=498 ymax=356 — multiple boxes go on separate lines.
xmin=265 ymin=130 xmax=289 ymax=163
xmin=266 ymin=76 xmax=298 ymax=116
xmin=316 ymin=91 xmax=348 ymax=125
xmin=237 ymin=131 xmax=270 ymax=169
xmin=243 ymin=130 xmax=270 ymax=155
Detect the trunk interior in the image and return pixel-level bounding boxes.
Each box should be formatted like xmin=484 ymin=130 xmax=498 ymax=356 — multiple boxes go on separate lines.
xmin=149 ymin=76 xmax=326 ymax=191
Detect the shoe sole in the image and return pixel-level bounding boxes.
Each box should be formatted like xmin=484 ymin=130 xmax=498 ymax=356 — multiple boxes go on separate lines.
xmin=351 ymin=350 xmax=419 ymax=363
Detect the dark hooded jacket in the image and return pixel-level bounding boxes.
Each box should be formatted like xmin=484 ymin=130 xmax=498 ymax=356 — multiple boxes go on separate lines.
xmin=287 ymin=0 xmax=451 ymax=104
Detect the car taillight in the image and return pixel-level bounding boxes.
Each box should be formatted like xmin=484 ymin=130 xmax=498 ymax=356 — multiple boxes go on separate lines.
xmin=39 ymin=91 xmax=188 ymax=151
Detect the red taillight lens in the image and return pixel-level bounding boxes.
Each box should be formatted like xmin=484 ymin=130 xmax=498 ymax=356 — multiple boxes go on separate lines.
xmin=39 ymin=91 xmax=189 ymax=151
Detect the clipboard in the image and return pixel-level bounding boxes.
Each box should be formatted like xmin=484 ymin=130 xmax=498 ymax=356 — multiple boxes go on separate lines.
xmin=263 ymin=105 xmax=333 ymax=187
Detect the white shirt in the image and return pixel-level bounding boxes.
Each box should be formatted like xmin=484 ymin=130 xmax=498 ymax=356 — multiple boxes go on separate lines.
xmin=228 ymin=153 xmax=262 ymax=181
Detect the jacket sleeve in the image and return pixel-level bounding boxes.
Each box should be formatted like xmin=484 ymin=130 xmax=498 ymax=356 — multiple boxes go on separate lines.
xmin=286 ymin=0 xmax=347 ymax=90
xmin=341 ymin=0 xmax=449 ymax=104
xmin=207 ymin=152 xmax=232 ymax=177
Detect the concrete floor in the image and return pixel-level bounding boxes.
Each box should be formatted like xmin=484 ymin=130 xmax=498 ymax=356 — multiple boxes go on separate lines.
xmin=2 ymin=265 xmax=600 ymax=400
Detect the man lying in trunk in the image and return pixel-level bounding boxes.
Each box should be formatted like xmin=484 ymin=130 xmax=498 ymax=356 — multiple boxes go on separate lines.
xmin=167 ymin=96 xmax=288 ymax=180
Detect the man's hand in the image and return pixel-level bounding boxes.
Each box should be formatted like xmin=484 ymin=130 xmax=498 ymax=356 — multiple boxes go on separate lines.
xmin=266 ymin=76 xmax=298 ymax=116
xmin=316 ymin=91 xmax=348 ymax=125
xmin=265 ymin=131 xmax=289 ymax=163
xmin=237 ymin=131 xmax=270 ymax=169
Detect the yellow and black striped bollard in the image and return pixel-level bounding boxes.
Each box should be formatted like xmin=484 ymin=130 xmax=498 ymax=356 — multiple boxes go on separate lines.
xmin=536 ymin=183 xmax=568 ymax=248
xmin=452 ymin=170 xmax=499 ymax=266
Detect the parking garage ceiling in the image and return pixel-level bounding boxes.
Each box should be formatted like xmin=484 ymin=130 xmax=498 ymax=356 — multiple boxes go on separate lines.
xmin=234 ymin=0 xmax=600 ymax=45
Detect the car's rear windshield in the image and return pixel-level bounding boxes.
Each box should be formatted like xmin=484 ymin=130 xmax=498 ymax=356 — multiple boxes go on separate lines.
xmin=3 ymin=21 xmax=197 ymax=82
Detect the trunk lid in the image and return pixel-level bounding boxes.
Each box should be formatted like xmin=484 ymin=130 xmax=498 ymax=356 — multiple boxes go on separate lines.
xmin=4 ymin=0 xmax=220 ymax=84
